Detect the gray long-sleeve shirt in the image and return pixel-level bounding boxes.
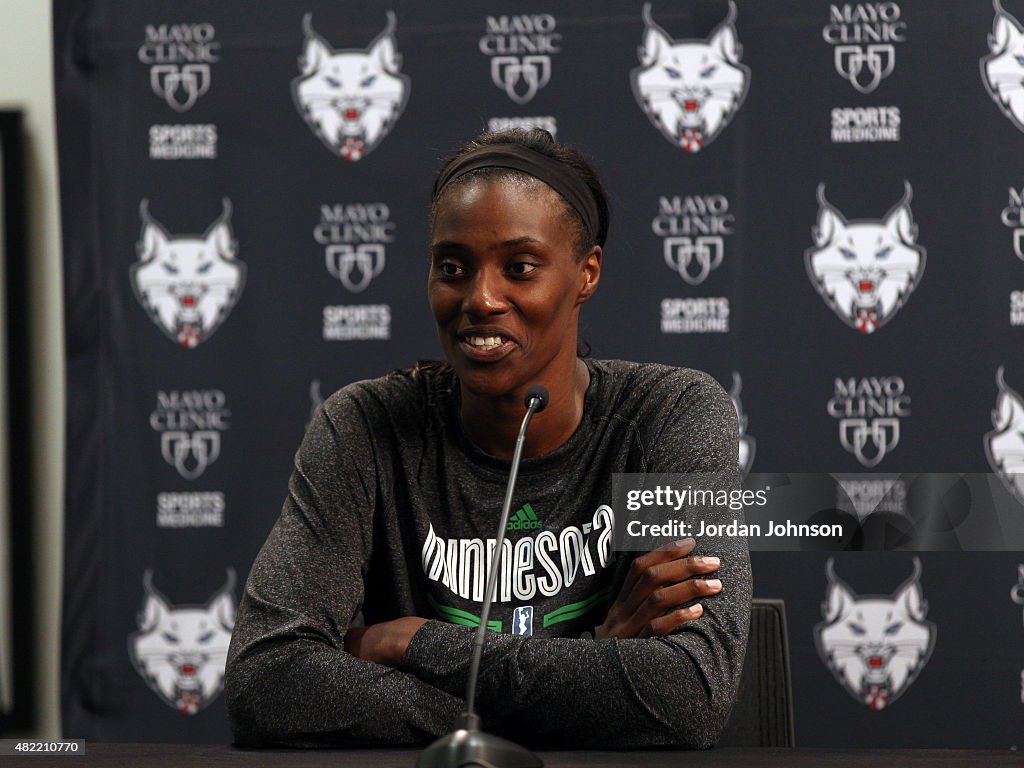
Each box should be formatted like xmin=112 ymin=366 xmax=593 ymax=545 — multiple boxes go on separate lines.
xmin=225 ymin=359 xmax=751 ymax=749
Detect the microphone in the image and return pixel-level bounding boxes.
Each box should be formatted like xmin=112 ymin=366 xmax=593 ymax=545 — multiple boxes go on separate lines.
xmin=524 ymin=385 xmax=548 ymax=413
xmin=417 ymin=385 xmax=548 ymax=768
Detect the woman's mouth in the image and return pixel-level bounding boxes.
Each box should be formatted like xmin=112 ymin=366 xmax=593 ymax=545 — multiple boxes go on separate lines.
xmin=458 ymin=333 xmax=515 ymax=361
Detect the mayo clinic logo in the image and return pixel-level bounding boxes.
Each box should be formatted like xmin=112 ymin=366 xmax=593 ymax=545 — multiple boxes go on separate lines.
xmin=1013 ymin=564 xmax=1024 ymax=703
xmin=1002 ymin=187 xmax=1024 ymax=262
xmin=1001 ymin=189 xmax=1024 ymax=326
xmin=827 ymin=377 xmax=910 ymax=467
xmin=821 ymin=4 xmax=906 ymax=94
xmin=479 ymin=14 xmax=561 ymax=104
xmin=315 ymin=203 xmax=394 ymax=293
xmin=138 ymin=24 xmax=220 ymax=111
xmin=150 ymin=390 xmax=230 ymax=480
xmin=653 ymin=195 xmax=734 ymax=285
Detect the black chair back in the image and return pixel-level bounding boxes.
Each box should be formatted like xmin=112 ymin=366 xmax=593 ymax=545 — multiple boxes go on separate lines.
xmin=718 ymin=598 xmax=794 ymax=747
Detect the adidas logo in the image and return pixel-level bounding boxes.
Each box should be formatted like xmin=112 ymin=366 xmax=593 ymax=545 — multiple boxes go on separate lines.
xmin=507 ymin=503 xmax=542 ymax=531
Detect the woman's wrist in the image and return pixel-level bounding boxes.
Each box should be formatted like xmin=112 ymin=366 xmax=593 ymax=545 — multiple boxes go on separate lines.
xmin=344 ymin=616 xmax=428 ymax=666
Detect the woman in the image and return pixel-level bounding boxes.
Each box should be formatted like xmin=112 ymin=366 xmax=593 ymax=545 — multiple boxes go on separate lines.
xmin=225 ymin=129 xmax=752 ymax=749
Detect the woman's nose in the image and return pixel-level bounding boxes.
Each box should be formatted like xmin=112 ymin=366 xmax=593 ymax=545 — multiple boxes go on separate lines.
xmin=463 ymin=268 xmax=509 ymax=316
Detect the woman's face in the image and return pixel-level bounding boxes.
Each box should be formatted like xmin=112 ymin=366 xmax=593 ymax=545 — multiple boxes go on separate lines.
xmin=429 ymin=177 xmax=600 ymax=402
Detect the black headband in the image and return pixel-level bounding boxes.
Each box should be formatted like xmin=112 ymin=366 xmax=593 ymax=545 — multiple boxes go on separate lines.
xmin=432 ymin=144 xmax=601 ymax=246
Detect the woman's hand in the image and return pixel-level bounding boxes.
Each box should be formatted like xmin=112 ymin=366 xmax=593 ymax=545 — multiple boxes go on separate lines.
xmin=595 ymin=538 xmax=722 ymax=640
xmin=344 ymin=540 xmax=721 ymax=657
xmin=344 ymin=616 xmax=427 ymax=666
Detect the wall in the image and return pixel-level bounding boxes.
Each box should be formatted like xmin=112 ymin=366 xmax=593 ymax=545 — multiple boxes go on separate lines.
xmin=53 ymin=0 xmax=1024 ymax=748
xmin=0 ymin=0 xmax=64 ymax=739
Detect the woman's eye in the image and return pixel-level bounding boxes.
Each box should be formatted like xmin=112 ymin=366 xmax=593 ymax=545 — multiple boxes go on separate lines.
xmin=438 ymin=262 xmax=463 ymax=277
xmin=509 ymin=262 xmax=537 ymax=276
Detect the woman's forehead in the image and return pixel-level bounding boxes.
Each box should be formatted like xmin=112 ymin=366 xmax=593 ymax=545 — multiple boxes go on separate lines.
xmin=432 ymin=177 xmax=570 ymax=237
xmin=436 ymin=173 xmax=555 ymax=208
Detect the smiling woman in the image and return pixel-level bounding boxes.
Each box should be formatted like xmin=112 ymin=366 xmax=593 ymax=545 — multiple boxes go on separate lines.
xmin=225 ymin=129 xmax=752 ymax=750
xmin=429 ymin=179 xmax=598 ymax=457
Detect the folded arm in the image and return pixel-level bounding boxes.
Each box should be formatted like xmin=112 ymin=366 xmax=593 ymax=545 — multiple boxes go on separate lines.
xmin=225 ymin=394 xmax=463 ymax=746
xmin=395 ymin=537 xmax=750 ymax=749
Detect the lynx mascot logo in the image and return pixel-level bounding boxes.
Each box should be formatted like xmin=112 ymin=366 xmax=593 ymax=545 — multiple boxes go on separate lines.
xmin=805 ymin=182 xmax=925 ymax=334
xmin=815 ymin=558 xmax=936 ymax=710
xmin=981 ymin=0 xmax=1024 ymax=133
xmin=630 ymin=2 xmax=750 ymax=153
xmin=292 ymin=13 xmax=410 ymax=161
xmin=730 ymin=372 xmax=755 ymax=476
xmin=128 ymin=570 xmax=236 ymax=715
xmin=985 ymin=367 xmax=1024 ymax=504
xmin=130 ymin=200 xmax=245 ymax=349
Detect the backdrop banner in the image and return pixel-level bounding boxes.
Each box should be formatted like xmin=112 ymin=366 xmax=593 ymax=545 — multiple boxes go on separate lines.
xmin=55 ymin=0 xmax=1024 ymax=748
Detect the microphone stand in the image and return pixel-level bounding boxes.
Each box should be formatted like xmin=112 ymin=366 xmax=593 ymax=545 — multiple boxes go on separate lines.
xmin=417 ymin=385 xmax=548 ymax=768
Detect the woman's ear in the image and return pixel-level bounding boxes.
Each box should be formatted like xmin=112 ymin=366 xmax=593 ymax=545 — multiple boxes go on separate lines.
xmin=577 ymin=246 xmax=602 ymax=304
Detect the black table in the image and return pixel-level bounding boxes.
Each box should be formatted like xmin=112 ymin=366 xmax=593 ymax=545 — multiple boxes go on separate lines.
xmin=19 ymin=744 xmax=1022 ymax=767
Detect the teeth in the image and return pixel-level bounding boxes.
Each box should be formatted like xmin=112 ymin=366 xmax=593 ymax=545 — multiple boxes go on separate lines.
xmin=466 ymin=335 xmax=505 ymax=348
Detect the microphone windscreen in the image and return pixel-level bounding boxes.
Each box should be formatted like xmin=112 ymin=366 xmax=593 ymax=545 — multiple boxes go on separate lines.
xmin=524 ymin=384 xmax=549 ymax=412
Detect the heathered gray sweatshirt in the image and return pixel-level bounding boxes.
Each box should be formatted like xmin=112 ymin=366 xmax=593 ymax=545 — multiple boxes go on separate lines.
xmin=225 ymin=359 xmax=751 ymax=749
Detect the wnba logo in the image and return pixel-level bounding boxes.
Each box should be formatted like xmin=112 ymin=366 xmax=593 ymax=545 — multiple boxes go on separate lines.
xmin=512 ymin=606 xmax=534 ymax=636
